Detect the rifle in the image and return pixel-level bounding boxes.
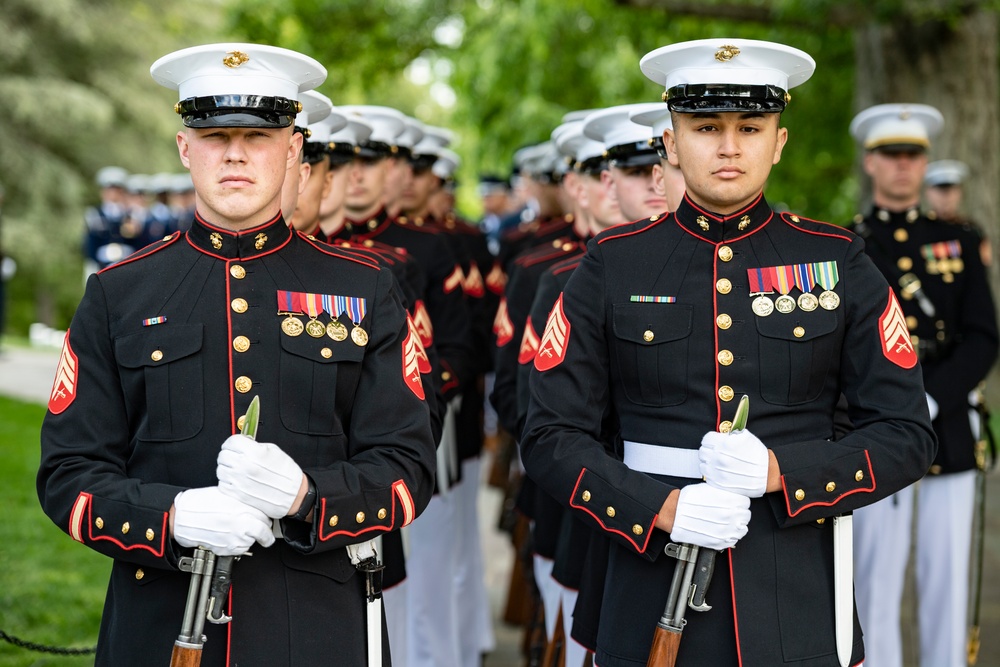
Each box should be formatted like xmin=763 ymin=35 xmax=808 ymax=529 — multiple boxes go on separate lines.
xmin=967 ymin=387 xmax=995 ymax=665
xmin=647 ymin=395 xmax=749 ymax=667
xmin=170 ymin=395 xmax=259 ymax=667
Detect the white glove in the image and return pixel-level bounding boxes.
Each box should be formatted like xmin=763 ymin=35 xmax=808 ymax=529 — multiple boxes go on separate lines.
xmin=217 ymin=434 xmax=303 ymax=519
xmin=926 ymin=393 xmax=939 ymax=421
xmin=699 ymin=428 xmax=769 ymax=498
xmin=670 ymin=483 xmax=751 ymax=550
xmin=173 ymin=487 xmax=275 ymax=556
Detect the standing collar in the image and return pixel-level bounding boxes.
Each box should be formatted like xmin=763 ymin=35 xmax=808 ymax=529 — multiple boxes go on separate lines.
xmin=344 ymin=206 xmax=391 ymax=238
xmin=673 ymin=192 xmax=773 ymax=243
xmin=188 ymin=211 xmax=291 ymax=259
xmin=870 ymin=204 xmax=922 ymax=225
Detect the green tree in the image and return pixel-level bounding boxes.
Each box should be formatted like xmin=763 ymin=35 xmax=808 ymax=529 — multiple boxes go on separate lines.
xmin=0 ymin=0 xmax=235 ymax=334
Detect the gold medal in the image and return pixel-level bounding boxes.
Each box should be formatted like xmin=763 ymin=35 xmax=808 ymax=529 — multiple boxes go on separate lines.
xmin=819 ymin=290 xmax=841 ymax=310
xmin=282 ymin=315 xmax=304 ymax=337
xmin=351 ymin=326 xmax=369 ymax=347
xmin=327 ymin=320 xmax=348 ymax=341
xmin=775 ymin=295 xmax=796 ymax=314
xmin=752 ymin=295 xmax=774 ymax=317
xmin=306 ymin=318 xmax=326 ymax=338
xmin=925 ymin=259 xmax=939 ymax=275
xmin=950 ymin=258 xmax=964 ymax=274
xmin=797 ymin=292 xmax=819 ymax=312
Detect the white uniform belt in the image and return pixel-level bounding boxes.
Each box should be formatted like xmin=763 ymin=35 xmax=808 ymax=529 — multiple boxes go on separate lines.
xmin=623 ymin=441 xmax=701 ymax=479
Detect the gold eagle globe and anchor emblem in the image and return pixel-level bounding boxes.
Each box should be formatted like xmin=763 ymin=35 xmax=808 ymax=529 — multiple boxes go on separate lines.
xmin=223 ymin=51 xmax=250 ymax=68
xmin=715 ymin=45 xmax=741 ymax=62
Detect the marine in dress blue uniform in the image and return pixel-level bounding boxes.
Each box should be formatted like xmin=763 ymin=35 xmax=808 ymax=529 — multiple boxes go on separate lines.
xmin=37 ymin=43 xmax=436 ymax=667
xmin=521 ymin=39 xmax=936 ymax=667
xmin=848 ymin=104 xmax=998 ymax=667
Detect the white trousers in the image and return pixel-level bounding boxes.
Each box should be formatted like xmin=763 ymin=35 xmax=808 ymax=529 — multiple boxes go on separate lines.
xmin=405 ymin=492 xmax=460 ymax=667
xmin=533 ymin=553 xmax=562 ymax=640
xmin=453 ymin=457 xmax=496 ymax=665
xmin=853 ymin=471 xmax=976 ymax=667
xmin=560 ymin=586 xmax=590 ymax=667
xmin=383 ymin=580 xmax=407 ymax=666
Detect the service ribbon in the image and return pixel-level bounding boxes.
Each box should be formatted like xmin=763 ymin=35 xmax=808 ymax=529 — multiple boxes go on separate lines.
xmin=346 ymin=297 xmax=368 ymax=325
xmin=812 ymin=261 xmax=840 ymax=290
xmin=277 ymin=290 xmax=301 ymax=313
xmin=770 ymin=265 xmax=796 ymax=295
xmin=747 ymin=267 xmax=774 ymax=294
xmin=299 ymin=293 xmax=323 ymax=319
xmin=793 ymin=263 xmax=817 ymax=293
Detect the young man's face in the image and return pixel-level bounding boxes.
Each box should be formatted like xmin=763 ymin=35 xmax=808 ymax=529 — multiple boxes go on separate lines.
xmin=665 ymin=111 xmax=787 ymax=215
xmin=280 ymin=158 xmax=311 ymax=222
xmin=400 ymin=168 xmax=438 ymax=217
xmin=345 ymin=157 xmax=388 ymax=216
xmin=579 ymin=172 xmax=624 ymax=232
xmin=177 ymin=125 xmax=301 ymax=230
xmin=863 ymin=149 xmax=927 ymax=207
xmin=653 ymin=160 xmax=687 ymax=213
xmin=925 ymin=183 xmax=963 ymax=220
xmin=319 ymin=161 xmax=351 ymax=221
xmin=604 ymin=163 xmax=667 ymax=222
xmin=382 ymin=157 xmax=413 ymax=212
xmin=289 ymin=158 xmax=333 ymax=233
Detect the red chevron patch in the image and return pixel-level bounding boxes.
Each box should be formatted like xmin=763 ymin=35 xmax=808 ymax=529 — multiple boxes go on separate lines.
xmin=518 ymin=317 xmax=541 ymax=365
xmin=879 ymin=288 xmax=917 ymax=369
xmin=535 ymin=294 xmax=570 ymax=371
xmin=48 ymin=331 xmax=78 ymax=414
xmin=402 ymin=323 xmax=426 ymax=400
xmin=493 ymin=297 xmax=514 ymax=347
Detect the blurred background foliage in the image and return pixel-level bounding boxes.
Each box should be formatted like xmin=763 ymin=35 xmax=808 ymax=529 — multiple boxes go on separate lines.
xmin=0 ymin=0 xmax=995 ymax=335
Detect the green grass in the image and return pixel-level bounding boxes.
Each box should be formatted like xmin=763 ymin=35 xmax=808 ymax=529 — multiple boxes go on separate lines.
xmin=0 ymin=396 xmax=108 ymax=666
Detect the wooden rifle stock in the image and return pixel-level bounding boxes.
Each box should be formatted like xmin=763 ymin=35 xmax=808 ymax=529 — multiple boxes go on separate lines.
xmin=646 ymin=625 xmax=682 ymax=667
xmin=170 ymin=643 xmax=203 ymax=667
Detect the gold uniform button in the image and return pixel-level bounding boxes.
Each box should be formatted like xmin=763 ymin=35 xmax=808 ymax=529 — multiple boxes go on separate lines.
xmin=793 ymin=327 xmax=805 ymax=338
xmin=329 ymin=515 xmax=339 ymax=527
xmin=378 ymin=508 xmax=387 ymax=520
xmin=232 ymin=298 xmax=248 ymax=313
xmin=146 ymin=529 xmax=155 ymax=541
xmin=929 ymin=464 xmax=943 ymax=475
xmin=581 ymin=490 xmax=591 ymax=502
xmin=794 ymin=489 xmax=805 ymax=501
xmin=151 ymin=350 xmax=164 ymax=362
xmin=716 ymin=314 xmax=732 ymax=330
xmin=716 ymin=278 xmax=732 ymax=294
xmin=632 ymin=524 xmax=644 ymax=536
xmin=643 ymin=330 xmax=654 ymax=342
xmin=718 ymin=386 xmax=734 ymax=402
xmin=718 ymin=245 xmax=733 ymax=262
xmin=235 ymin=376 xmax=253 ymax=393
xmin=321 ymin=347 xmax=333 ymax=358
xmin=552 ymin=240 xmax=562 ymax=248
xmin=121 ymin=522 xmax=130 ymax=535
xmin=237 ymin=415 xmax=247 ymax=431
xmin=936 ymin=320 xmax=946 ymax=330
xmin=356 ymin=512 xmax=366 ymax=524
xmin=718 ymin=350 xmax=733 ymax=366
xmin=825 ymin=482 xmax=837 ymax=493
xmin=135 ymin=568 xmax=145 ymax=581
xmin=95 ymin=517 xmax=104 ymax=530
xmin=897 ymin=257 xmax=913 ymax=271
xmin=441 ymin=371 xmax=452 ymax=381
xmin=855 ymin=470 xmax=864 ymax=482
xmin=894 ymin=228 xmax=909 ymax=242
xmin=606 ymin=507 xmax=616 ymax=518
xmin=936 ymin=331 xmax=946 ymax=341
xmin=233 ymin=336 xmax=250 ymax=353
xmin=719 ymin=421 xmax=733 ymax=434
xmin=906 ymin=316 xmax=918 ymax=330
xmin=230 ymin=265 xmax=246 ymax=279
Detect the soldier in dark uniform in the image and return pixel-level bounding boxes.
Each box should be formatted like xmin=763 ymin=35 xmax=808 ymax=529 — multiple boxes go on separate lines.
xmin=521 ymin=38 xmax=936 ymax=667
xmin=83 ymin=166 xmax=134 ymax=275
xmin=37 ymin=43 xmax=436 ymax=667
xmin=582 ymin=103 xmax=669 ymax=223
xmin=286 ymin=90 xmax=346 ymax=236
xmin=848 ymin=104 xmax=998 ymax=667
xmin=924 ymin=158 xmax=991 ymax=267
